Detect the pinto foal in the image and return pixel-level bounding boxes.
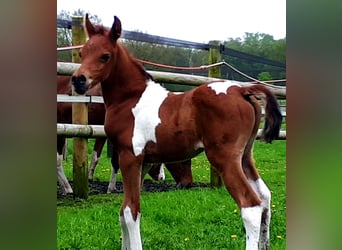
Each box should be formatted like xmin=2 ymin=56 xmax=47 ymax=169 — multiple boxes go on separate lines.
xmin=71 ymin=14 xmax=282 ymax=250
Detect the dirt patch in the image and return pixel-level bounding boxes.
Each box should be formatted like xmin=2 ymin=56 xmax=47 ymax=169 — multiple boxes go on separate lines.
xmin=57 ymin=180 xmax=212 ymax=200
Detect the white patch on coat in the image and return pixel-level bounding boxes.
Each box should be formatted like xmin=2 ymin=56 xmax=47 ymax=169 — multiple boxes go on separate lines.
xmin=131 ymin=80 xmax=169 ymax=156
xmin=208 ymin=81 xmax=240 ymax=95
xmin=120 ymin=206 xmax=142 ymax=250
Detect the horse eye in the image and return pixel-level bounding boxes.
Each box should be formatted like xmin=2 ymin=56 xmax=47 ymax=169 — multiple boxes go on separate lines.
xmin=100 ymin=54 xmax=110 ymax=62
xmin=78 ymin=51 xmax=82 ymax=58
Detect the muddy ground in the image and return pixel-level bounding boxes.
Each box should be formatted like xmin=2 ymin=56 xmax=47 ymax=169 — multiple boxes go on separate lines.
xmin=57 ymin=180 xmax=212 ymax=199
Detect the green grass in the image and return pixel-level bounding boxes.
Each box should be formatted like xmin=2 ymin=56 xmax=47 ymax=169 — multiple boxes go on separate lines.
xmin=57 ymin=140 xmax=286 ymax=249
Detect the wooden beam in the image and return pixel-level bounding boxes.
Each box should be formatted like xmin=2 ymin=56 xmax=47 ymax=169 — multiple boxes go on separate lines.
xmin=57 ymin=62 xmax=286 ymax=99
xmin=57 ymin=123 xmax=286 ymax=140
xmin=71 ymin=16 xmax=88 ymax=199
xmin=208 ymin=40 xmax=222 ymax=187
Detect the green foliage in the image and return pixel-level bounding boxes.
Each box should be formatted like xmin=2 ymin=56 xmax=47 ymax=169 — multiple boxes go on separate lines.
xmin=57 ymin=10 xmax=286 ymax=81
xmin=224 ymin=33 xmax=286 ymax=81
xmin=57 ymin=140 xmax=286 ymax=249
xmin=57 ymin=10 xmax=102 ymax=62
xmin=258 ymin=71 xmax=273 ymax=81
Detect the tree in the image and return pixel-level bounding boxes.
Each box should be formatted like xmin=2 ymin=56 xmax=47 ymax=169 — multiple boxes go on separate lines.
xmin=223 ymin=33 xmax=286 ymax=81
xmin=57 ymin=9 xmax=102 ymax=62
xmin=258 ymin=72 xmax=272 ymax=81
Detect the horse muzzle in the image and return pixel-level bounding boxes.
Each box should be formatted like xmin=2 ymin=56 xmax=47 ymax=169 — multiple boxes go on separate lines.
xmin=71 ymin=75 xmax=90 ymax=95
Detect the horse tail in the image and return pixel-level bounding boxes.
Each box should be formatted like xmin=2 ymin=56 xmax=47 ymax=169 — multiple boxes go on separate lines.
xmin=241 ymin=85 xmax=283 ymax=143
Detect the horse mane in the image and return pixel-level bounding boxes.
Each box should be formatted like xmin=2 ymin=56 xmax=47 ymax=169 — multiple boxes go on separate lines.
xmin=131 ymin=57 xmax=153 ymax=80
xmin=120 ymin=43 xmax=153 ymax=81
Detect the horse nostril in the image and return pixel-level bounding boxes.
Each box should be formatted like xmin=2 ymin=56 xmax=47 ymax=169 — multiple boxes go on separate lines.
xmin=71 ymin=74 xmax=88 ymax=95
xmin=80 ymin=74 xmax=86 ymax=82
xmin=71 ymin=76 xmax=77 ymax=84
xmin=71 ymin=75 xmax=86 ymax=84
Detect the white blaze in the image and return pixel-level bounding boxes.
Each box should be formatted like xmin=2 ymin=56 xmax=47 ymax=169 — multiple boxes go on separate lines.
xmin=131 ymin=80 xmax=169 ymax=156
xmin=208 ymin=80 xmax=240 ymax=95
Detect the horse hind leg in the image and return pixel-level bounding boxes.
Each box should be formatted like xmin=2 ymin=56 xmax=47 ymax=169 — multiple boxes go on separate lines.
xmin=248 ymin=178 xmax=271 ymax=250
xmin=206 ymin=148 xmax=263 ymax=250
xmin=242 ymin=142 xmax=271 ymax=250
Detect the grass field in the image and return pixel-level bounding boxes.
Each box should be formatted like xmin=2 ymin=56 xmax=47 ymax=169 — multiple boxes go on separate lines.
xmin=57 ymin=139 xmax=286 ymax=249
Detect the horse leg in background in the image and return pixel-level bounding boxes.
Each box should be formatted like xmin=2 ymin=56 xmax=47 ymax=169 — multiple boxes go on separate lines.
xmin=62 ymin=138 xmax=68 ymax=161
xmin=107 ymin=149 xmax=120 ymax=193
xmin=165 ymin=159 xmax=193 ymax=188
xmin=57 ymin=136 xmax=73 ymax=195
xmin=88 ymin=138 xmax=106 ymax=181
xmin=147 ymin=163 xmax=165 ymax=181
xmin=139 ymin=163 xmax=154 ymax=191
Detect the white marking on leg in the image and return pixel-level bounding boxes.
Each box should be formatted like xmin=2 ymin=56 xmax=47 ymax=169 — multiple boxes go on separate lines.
xmin=107 ymin=167 xmax=117 ymax=193
xmin=158 ymin=164 xmax=165 ymax=181
xmin=248 ymin=178 xmax=271 ymax=249
xmin=194 ymin=140 xmax=204 ymax=150
xmin=241 ymin=205 xmax=263 ymax=250
xmin=120 ymin=206 xmax=142 ymax=250
xmin=57 ymin=153 xmax=73 ymax=194
xmin=88 ymin=151 xmax=99 ymax=180
xmin=208 ymin=80 xmax=240 ymax=95
xmin=131 ymin=80 xmax=169 ymax=156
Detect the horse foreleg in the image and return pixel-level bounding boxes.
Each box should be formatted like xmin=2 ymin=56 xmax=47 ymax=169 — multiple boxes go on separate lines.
xmin=119 ymin=152 xmax=143 ymax=250
xmin=57 ymin=152 xmax=73 ymax=195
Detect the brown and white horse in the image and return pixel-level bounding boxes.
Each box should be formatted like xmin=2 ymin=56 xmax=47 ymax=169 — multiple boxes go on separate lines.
xmin=57 ymin=75 xmax=193 ymax=195
xmin=71 ymin=15 xmax=282 ymax=250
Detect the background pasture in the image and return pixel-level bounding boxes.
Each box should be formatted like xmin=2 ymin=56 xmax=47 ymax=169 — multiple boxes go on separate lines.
xmin=57 ymin=139 xmax=286 ymax=249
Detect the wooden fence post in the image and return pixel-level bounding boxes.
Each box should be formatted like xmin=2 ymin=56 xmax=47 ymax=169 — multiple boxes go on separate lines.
xmin=208 ymin=40 xmax=222 ymax=187
xmin=71 ymin=16 xmax=88 ymax=198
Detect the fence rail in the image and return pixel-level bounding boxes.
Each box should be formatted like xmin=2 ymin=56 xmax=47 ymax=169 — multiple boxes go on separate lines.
xmin=57 ymin=62 xmax=286 ymax=99
xmin=57 ymin=123 xmax=286 ymax=139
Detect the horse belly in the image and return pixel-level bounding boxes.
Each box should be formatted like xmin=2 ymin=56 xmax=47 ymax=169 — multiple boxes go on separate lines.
xmin=144 ymin=128 xmax=203 ymax=163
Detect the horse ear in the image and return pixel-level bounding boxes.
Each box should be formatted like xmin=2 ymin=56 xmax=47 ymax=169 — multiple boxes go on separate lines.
xmin=109 ymin=16 xmax=122 ymax=43
xmin=84 ymin=13 xmax=96 ymax=38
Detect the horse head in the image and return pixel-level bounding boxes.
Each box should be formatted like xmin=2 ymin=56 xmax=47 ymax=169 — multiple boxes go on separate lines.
xmin=72 ymin=14 xmax=122 ymax=95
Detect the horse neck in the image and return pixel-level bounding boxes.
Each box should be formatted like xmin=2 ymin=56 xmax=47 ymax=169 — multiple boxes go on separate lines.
xmin=101 ymin=45 xmax=148 ymax=107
